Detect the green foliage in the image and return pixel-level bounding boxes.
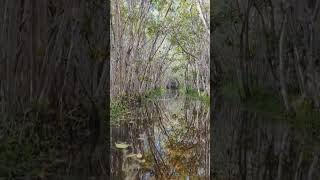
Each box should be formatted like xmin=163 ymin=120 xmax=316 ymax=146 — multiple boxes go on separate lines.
xmin=172 ymin=65 xmax=182 ymax=73
xmin=146 ymin=21 xmax=160 ymax=36
xmin=115 ymin=143 xmax=129 ymax=149
xmin=200 ymin=91 xmax=210 ymax=104
xmin=110 ymin=101 xmax=126 ymax=121
xmin=169 ymin=34 xmax=178 ymax=45
xmin=191 ymin=70 xmax=197 ymax=78
xmin=290 ymin=103 xmax=320 ymax=142
xmin=150 ymin=0 xmax=169 ymax=11
xmin=0 ymin=110 xmax=74 ymax=177
xmin=89 ymin=47 xmax=108 ymax=61
xmin=146 ymin=87 xmax=166 ymax=98
xmin=179 ymin=85 xmax=209 ymax=104
xmin=36 ymin=47 xmax=45 ymax=57
xmin=296 ymin=99 xmax=314 ymax=113
xmin=185 ymin=86 xmax=199 ymax=97
xmin=212 ymin=1 xmax=240 ymax=29
xmin=138 ymin=75 xmax=153 ymax=83
xmin=245 ymin=88 xmax=285 ymax=118
xmin=224 ymin=37 xmax=234 ymax=47
xmin=31 ymin=99 xmax=50 ymax=113
xmin=221 ymin=82 xmax=285 ymax=118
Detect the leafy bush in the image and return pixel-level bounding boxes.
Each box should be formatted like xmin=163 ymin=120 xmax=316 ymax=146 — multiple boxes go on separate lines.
xmin=110 ymin=101 xmax=126 ymax=121
xmin=146 ymin=87 xmax=166 ymax=98
xmin=178 ymin=85 xmax=209 ymax=104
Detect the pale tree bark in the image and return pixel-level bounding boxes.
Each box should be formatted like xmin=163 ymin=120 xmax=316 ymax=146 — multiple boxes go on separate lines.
xmin=195 ymin=0 xmax=210 ymax=35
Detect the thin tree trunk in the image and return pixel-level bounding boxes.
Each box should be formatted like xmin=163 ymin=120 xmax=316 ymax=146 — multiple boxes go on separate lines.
xmin=308 ymin=153 xmax=319 ymax=180
xmin=279 ymin=15 xmax=293 ymax=114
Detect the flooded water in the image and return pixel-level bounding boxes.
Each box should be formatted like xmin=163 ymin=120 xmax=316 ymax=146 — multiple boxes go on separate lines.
xmin=111 ymin=91 xmax=210 ymax=179
xmin=212 ymin=100 xmax=320 ymax=180
xmin=111 ymin=93 xmax=320 ymax=180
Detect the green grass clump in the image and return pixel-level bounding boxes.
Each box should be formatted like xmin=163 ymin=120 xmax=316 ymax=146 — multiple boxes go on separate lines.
xmin=179 ymin=85 xmax=210 ymax=104
xmin=199 ymin=92 xmax=210 ymax=104
xmin=185 ymin=86 xmax=199 ymax=97
xmin=145 ymin=87 xmax=166 ymax=98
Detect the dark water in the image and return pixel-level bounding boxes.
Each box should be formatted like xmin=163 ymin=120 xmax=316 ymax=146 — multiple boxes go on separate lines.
xmin=111 ymin=91 xmax=210 ymax=179
xmin=111 ymin=93 xmax=320 ymax=180
xmin=212 ymin=101 xmax=320 ymax=180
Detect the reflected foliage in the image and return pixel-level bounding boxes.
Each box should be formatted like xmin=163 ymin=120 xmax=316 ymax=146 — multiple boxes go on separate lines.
xmin=212 ymin=100 xmax=320 ymax=180
xmin=111 ymin=92 xmax=209 ymax=179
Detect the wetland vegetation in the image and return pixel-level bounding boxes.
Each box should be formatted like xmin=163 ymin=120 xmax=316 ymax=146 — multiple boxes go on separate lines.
xmin=1 ymin=0 xmax=320 ymax=179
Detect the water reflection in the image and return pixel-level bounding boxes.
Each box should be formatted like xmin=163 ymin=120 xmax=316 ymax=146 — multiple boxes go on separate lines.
xmin=111 ymin=92 xmax=210 ymax=179
xmin=212 ymin=101 xmax=320 ymax=180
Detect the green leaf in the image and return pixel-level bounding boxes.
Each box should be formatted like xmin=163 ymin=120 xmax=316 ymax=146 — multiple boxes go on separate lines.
xmin=115 ymin=143 xmax=129 ymax=149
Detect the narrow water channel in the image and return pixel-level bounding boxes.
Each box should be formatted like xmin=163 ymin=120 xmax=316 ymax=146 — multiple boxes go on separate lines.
xmin=111 ymin=91 xmax=210 ymax=179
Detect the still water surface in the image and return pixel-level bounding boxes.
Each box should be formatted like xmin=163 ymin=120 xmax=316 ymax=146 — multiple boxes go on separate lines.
xmin=212 ymin=100 xmax=320 ymax=180
xmin=111 ymin=92 xmax=320 ymax=180
xmin=111 ymin=91 xmax=210 ymax=180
